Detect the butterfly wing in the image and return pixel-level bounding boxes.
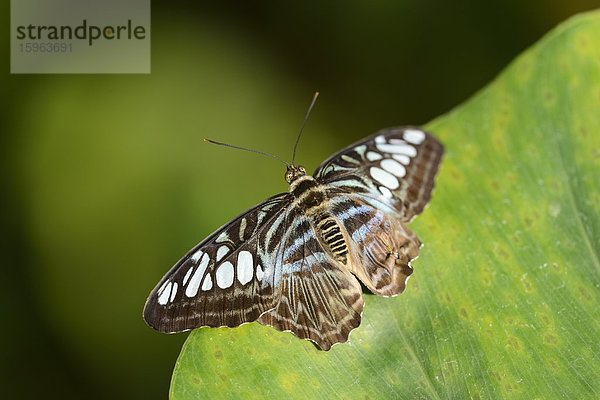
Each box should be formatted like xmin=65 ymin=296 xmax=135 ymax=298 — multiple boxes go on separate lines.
xmin=257 ymin=213 xmax=364 ymax=350
xmin=315 ymin=127 xmax=444 ymax=222
xmin=315 ymin=127 xmax=443 ymax=296
xmin=329 ymin=193 xmax=422 ymax=296
xmin=143 ymin=193 xmax=291 ymax=333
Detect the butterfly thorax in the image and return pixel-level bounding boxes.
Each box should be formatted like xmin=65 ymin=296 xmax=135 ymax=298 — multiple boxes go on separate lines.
xmin=288 ymin=172 xmax=349 ymax=264
xmin=289 ymin=175 xmax=324 ymax=209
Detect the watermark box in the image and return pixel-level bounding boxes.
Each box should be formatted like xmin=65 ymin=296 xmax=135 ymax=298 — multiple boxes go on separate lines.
xmin=11 ymin=0 xmax=150 ymax=74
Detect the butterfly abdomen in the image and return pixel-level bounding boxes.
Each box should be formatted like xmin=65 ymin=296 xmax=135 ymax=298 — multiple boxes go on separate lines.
xmin=315 ymin=214 xmax=348 ymax=264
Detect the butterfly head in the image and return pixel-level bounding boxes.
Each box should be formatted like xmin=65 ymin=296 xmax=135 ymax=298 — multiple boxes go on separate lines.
xmin=285 ymin=165 xmax=307 ymax=184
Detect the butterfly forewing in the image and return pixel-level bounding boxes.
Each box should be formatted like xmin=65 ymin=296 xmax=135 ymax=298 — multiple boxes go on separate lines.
xmin=315 ymin=127 xmax=444 ymax=222
xmin=143 ymin=193 xmax=290 ymax=332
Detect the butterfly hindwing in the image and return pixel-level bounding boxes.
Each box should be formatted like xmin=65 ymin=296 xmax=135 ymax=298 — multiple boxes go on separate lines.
xmin=143 ymin=193 xmax=290 ymax=333
xmin=257 ymin=215 xmax=364 ymax=350
xmin=332 ymin=193 xmax=421 ymax=296
xmin=315 ymin=127 xmax=444 ymax=222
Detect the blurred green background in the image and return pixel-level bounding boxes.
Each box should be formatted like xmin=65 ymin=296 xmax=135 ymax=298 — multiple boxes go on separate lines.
xmin=2 ymin=1 xmax=599 ymax=399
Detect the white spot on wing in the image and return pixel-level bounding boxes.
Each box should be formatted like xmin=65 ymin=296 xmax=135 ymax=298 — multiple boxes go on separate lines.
xmin=256 ymin=264 xmax=264 ymax=281
xmin=190 ymin=250 xmax=204 ymax=263
xmin=256 ymin=211 xmax=267 ymax=226
xmin=392 ymin=154 xmax=411 ymax=165
xmin=216 ymin=245 xmax=230 ymax=261
xmin=239 ymin=218 xmax=247 ymax=241
xmin=342 ymin=154 xmax=360 ymax=164
xmin=158 ymin=282 xmax=172 ymax=305
xmin=403 ymin=129 xmax=426 ymax=144
xmin=216 ymin=261 xmax=234 ymax=288
xmin=370 ymin=167 xmax=399 ymax=189
xmin=375 ymin=135 xmax=386 ymax=144
xmin=157 ymin=280 xmax=169 ymax=296
xmin=185 ymin=253 xmax=210 ymax=297
xmin=216 ymin=232 xmax=229 ymax=243
xmin=261 ymin=202 xmax=276 ymax=211
xmin=388 ymin=138 xmax=406 ymax=145
xmin=237 ymin=251 xmax=254 ymax=285
xmin=376 ymin=143 xmax=417 ymax=157
xmin=169 ymin=282 xmax=178 ymax=302
xmin=366 ymin=151 xmax=383 ymax=161
xmin=379 ymin=186 xmax=393 ymax=199
xmin=381 ymin=159 xmax=406 ymax=177
xmin=354 ymin=145 xmax=367 ymax=156
xmin=201 ymin=275 xmax=213 ymax=291
xmin=182 ymin=267 xmax=194 ymax=286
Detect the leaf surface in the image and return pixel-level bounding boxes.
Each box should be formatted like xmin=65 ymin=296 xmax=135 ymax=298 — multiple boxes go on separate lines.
xmin=172 ymin=12 xmax=600 ymax=399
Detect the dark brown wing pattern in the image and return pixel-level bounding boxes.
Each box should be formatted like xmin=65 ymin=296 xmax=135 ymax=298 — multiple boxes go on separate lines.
xmin=315 ymin=127 xmax=444 ymax=222
xmin=257 ymin=215 xmax=364 ymax=350
xmin=143 ymin=193 xmax=290 ymax=333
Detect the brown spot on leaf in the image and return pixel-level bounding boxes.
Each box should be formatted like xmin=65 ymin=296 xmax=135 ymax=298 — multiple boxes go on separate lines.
xmin=544 ymin=333 xmax=558 ymax=346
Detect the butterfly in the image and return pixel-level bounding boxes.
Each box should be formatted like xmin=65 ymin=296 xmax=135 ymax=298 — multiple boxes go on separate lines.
xmin=143 ymin=125 xmax=443 ymax=350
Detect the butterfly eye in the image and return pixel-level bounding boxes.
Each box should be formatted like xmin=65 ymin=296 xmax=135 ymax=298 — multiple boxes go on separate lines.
xmin=285 ymin=171 xmax=293 ymax=183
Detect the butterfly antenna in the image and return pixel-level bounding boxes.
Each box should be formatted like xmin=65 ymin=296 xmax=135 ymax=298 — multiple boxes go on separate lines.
xmin=291 ymin=91 xmax=319 ymax=165
xmin=204 ymin=138 xmax=289 ymax=166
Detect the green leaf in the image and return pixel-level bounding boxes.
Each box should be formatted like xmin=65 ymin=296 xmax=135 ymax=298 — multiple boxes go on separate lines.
xmin=171 ymin=11 xmax=600 ymax=399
